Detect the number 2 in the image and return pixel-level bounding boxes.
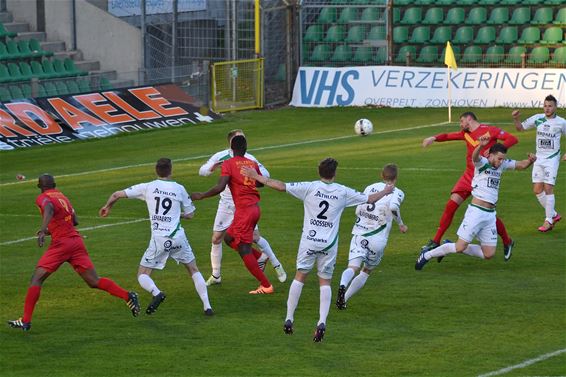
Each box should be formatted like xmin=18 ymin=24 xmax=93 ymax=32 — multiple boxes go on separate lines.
xmin=317 ymin=200 xmax=329 ymax=219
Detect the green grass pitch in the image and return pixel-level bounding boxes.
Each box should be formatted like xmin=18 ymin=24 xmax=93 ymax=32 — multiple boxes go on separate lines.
xmin=0 ymin=107 xmax=564 ymax=377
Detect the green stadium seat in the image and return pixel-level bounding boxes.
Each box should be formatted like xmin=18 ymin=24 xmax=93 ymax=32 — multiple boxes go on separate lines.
xmin=393 ymin=8 xmax=400 ymax=23
xmin=527 ymin=46 xmax=550 ymax=64
xmin=64 ymin=58 xmax=86 ymax=76
xmin=304 ymin=25 xmax=324 ymax=43
xmin=409 ymin=26 xmax=430 ymax=44
xmin=53 ymin=59 xmax=69 ymax=77
xmin=100 ymin=77 xmax=113 ymax=91
xmin=477 ymin=0 xmax=498 ymax=4
xmin=505 ymin=46 xmax=526 ymax=64
xmin=6 ymin=39 xmax=22 ymax=59
xmin=66 ymin=80 xmax=80 ymax=95
xmin=17 ymin=40 xmax=35 ymax=59
xmin=338 ymin=8 xmax=359 ymax=24
xmin=29 ymin=39 xmax=53 ymax=57
xmin=435 ymin=0 xmax=455 ymax=4
xmin=509 ymin=7 xmax=531 ymax=25
xmin=461 ymin=45 xmax=483 ymax=63
xmin=78 ymin=79 xmax=92 ymax=93
xmin=496 ymin=26 xmax=518 ymax=44
xmin=443 ymin=8 xmax=465 ymax=25
xmin=522 ymin=0 xmax=545 ymax=4
xmin=55 ymin=81 xmax=69 ymax=95
xmin=324 ymin=25 xmax=345 ymax=43
xmin=416 ymin=46 xmax=439 ymax=63
xmin=0 ymin=42 xmax=8 ymax=60
xmin=429 ymin=26 xmax=452 ymax=44
xmin=37 ymin=83 xmax=47 ymax=97
xmin=43 ymin=81 xmax=58 ymax=96
xmin=486 ymin=7 xmax=509 ymax=24
xmin=317 ymin=8 xmax=337 ymax=24
xmin=393 ymin=26 xmax=409 ymax=43
xmin=0 ymin=23 xmax=17 ymax=39
xmin=30 ymin=60 xmax=47 ymax=79
xmin=548 ymin=0 xmax=564 ymax=4
xmin=0 ymin=63 xmax=11 ymax=83
xmin=554 ymin=8 xmax=566 ymax=25
xmin=531 ymin=8 xmax=554 ymax=25
xmin=345 ymin=25 xmax=366 ymax=43
xmin=453 ymin=26 xmax=474 ymax=44
xmin=42 ymin=59 xmax=57 ymax=79
xmin=352 ymin=46 xmax=372 ymax=63
xmin=20 ymin=83 xmax=32 ymax=98
xmin=8 ymin=85 xmax=24 ymax=99
xmin=394 ymin=0 xmax=412 ymax=5
xmin=18 ymin=62 xmax=33 ymax=80
xmin=499 ymin=0 xmax=522 ymax=4
xmin=541 ymin=27 xmax=563 ymax=44
xmin=415 ymin=0 xmax=435 ymax=5
xmin=466 ymin=8 xmax=487 ymax=25
xmin=400 ymin=8 xmax=422 ymax=25
xmin=7 ymin=62 xmax=24 ymax=82
xmin=550 ymin=46 xmax=566 ymax=65
xmin=458 ymin=0 xmax=478 ymax=5
xmin=309 ymin=44 xmax=331 ymax=61
xmin=517 ymin=27 xmax=541 ymax=44
xmin=474 ymin=26 xmax=496 ymax=44
xmin=484 ymin=45 xmax=505 ymax=64
xmin=394 ymin=45 xmax=416 ymax=64
xmin=360 ymin=7 xmax=380 ymax=22
xmin=374 ymin=47 xmax=387 ymax=64
xmin=422 ymin=8 xmax=444 ymax=24
xmin=331 ymin=45 xmax=352 ymax=62
xmin=0 ymin=86 xmax=11 ymax=101
xmin=367 ymin=26 xmax=385 ymax=41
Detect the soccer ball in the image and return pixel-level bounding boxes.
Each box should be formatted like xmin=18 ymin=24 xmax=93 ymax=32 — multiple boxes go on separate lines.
xmin=354 ymin=119 xmax=373 ymax=136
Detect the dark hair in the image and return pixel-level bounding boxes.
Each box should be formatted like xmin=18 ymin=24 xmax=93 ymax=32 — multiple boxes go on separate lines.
xmin=156 ymin=158 xmax=172 ymax=177
xmin=489 ymin=143 xmax=507 ymax=155
xmin=227 ymin=129 xmax=243 ymax=141
xmin=545 ymin=95 xmax=557 ymax=105
xmin=38 ymin=174 xmax=56 ymax=189
xmin=230 ymin=135 xmax=247 ymax=155
xmin=382 ymin=164 xmax=398 ymax=181
xmin=460 ymin=111 xmax=477 ymax=120
xmin=318 ymin=158 xmax=338 ymax=179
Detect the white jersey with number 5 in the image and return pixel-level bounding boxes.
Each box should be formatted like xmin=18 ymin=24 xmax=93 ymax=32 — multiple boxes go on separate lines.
xmin=352 ymin=183 xmax=404 ymax=239
xmin=125 ymin=179 xmax=195 ymax=238
xmin=471 ymin=156 xmax=516 ymax=205
xmin=285 ymin=181 xmax=368 ymax=250
xmin=522 ymin=114 xmax=566 ymax=160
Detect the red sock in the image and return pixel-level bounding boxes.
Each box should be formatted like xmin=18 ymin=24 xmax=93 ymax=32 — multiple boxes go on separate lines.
xmin=241 ymin=253 xmax=271 ymax=288
xmin=252 ymin=248 xmax=262 ymax=260
xmin=22 ymin=285 xmax=41 ymax=323
xmin=97 ymin=277 xmax=129 ymax=301
xmin=496 ymin=217 xmax=511 ymax=245
xmin=433 ymin=200 xmax=460 ymax=243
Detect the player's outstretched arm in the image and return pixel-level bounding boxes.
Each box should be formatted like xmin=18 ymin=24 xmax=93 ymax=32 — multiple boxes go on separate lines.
xmin=241 ymin=166 xmax=286 ymax=192
xmin=181 ymin=211 xmax=195 ymax=219
xmin=422 ymin=136 xmax=436 ymax=147
xmin=37 ymin=201 xmax=54 ymax=247
xmin=99 ymin=190 xmax=127 ymax=217
xmin=472 ymin=136 xmax=490 ymax=162
xmin=512 ymin=110 xmax=525 ymax=131
xmin=562 ymin=153 xmax=566 ymax=161
xmin=192 ymin=176 xmax=230 ymax=200
xmin=367 ymin=184 xmax=394 ymax=204
xmin=515 ymin=153 xmax=537 ymax=170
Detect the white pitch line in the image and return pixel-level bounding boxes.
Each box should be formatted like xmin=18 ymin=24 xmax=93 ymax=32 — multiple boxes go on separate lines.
xmin=0 ymin=213 xmax=140 ymax=220
xmin=0 ymin=121 xmax=450 ymax=187
xmin=0 ymin=218 xmax=147 ymax=246
xmin=477 ymin=348 xmax=566 ymax=377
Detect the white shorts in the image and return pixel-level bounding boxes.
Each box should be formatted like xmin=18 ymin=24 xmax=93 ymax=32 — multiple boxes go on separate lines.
xmin=347 ymin=234 xmax=387 ymax=270
xmin=213 ymin=201 xmax=259 ymax=233
xmin=457 ymin=204 xmax=497 ymax=246
xmin=532 ymin=158 xmax=560 ymax=185
xmin=140 ymin=232 xmax=195 ymax=270
xmin=296 ymin=239 xmax=338 ymax=280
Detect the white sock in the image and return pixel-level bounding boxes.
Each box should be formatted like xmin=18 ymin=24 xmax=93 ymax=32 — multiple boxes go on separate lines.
xmin=345 ymin=271 xmax=369 ymax=302
xmin=462 ymin=244 xmax=485 ymax=259
xmin=318 ymin=285 xmax=331 ymax=326
xmin=339 ymin=268 xmax=355 ymax=287
xmin=138 ymin=274 xmax=160 ymax=296
xmin=211 ymin=243 xmax=222 ymax=277
xmin=424 ymin=243 xmax=456 ymax=260
xmin=256 ymin=237 xmax=281 ymax=268
xmin=536 ymin=192 xmax=547 ymax=209
xmin=545 ymin=194 xmax=556 ymax=223
xmin=286 ymin=279 xmax=304 ymax=322
xmin=192 ymin=272 xmax=212 ymax=310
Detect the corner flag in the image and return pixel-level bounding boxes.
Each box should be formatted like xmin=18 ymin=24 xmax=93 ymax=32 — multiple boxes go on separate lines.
xmin=444 ymin=41 xmax=457 ymax=70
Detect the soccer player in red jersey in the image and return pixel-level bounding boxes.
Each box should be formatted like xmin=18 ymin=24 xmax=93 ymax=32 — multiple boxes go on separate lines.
xmin=192 ymin=135 xmax=273 ymax=294
xmin=8 ymin=174 xmax=140 ymax=331
xmin=420 ymin=112 xmax=519 ymax=261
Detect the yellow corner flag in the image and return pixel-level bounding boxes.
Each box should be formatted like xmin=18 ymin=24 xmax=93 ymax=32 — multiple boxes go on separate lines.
xmin=444 ymin=41 xmax=457 ymax=70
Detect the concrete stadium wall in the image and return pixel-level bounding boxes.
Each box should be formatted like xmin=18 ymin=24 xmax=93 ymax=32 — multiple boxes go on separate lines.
xmin=6 ymin=0 xmax=38 ymax=31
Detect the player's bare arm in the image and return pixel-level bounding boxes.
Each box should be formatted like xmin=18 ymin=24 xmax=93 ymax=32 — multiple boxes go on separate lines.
xmin=37 ymin=201 xmax=54 ymax=247
xmin=241 ymin=166 xmax=286 ymax=191
xmin=181 ymin=211 xmax=195 ymax=220
xmin=192 ymin=176 xmax=230 ymax=200
xmin=473 ymin=136 xmax=491 ymax=162
xmin=367 ymin=184 xmax=394 ymax=204
xmin=99 ymin=190 xmax=127 ymax=217
xmin=514 ymin=153 xmax=537 ymax=170
xmin=422 ymin=136 xmax=436 ymax=147
xmin=511 ymin=110 xmax=524 ymax=131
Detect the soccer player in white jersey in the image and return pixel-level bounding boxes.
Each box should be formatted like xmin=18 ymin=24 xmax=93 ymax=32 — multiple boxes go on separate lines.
xmin=198 ymin=129 xmax=286 ymax=285
xmin=242 ymin=158 xmax=393 ymax=342
xmin=99 ymin=158 xmax=213 ymax=316
xmin=336 ymin=164 xmax=407 ymax=310
xmin=512 ymin=94 xmax=566 ymax=232
xmin=415 ymin=137 xmax=536 ymax=270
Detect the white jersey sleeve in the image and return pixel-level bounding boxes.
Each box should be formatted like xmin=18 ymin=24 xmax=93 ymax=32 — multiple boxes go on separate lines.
xmin=521 ymin=114 xmax=539 ymax=131
xmin=285 ymin=182 xmax=311 ymax=201
xmin=345 ymin=187 xmax=369 ymax=207
xmin=390 ymin=189 xmax=405 ymax=225
xmin=245 ymin=152 xmax=270 ymax=178
xmin=199 ymin=150 xmax=231 ymax=177
xmin=501 ymin=159 xmax=516 ymax=171
xmin=180 ymin=186 xmax=196 ymax=215
xmin=124 ymin=183 xmax=149 ymax=201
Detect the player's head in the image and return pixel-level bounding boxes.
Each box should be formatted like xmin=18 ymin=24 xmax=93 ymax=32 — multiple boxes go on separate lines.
xmin=381 ymin=164 xmax=398 ymax=183
xmin=231 ymin=135 xmax=247 ymax=156
xmin=227 ymin=129 xmax=244 ymax=144
xmin=543 ymin=95 xmax=557 ymax=118
xmin=459 ymin=111 xmax=477 ymax=131
xmin=318 ymin=158 xmax=338 ymax=180
xmin=487 ymin=143 xmax=508 ymax=168
xmin=37 ymin=174 xmax=56 ymax=191
xmin=155 ymin=158 xmax=172 ymax=178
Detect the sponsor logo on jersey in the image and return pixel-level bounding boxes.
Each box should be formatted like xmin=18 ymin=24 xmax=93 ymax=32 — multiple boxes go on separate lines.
xmin=153 ymin=188 xmax=177 ymax=197
xmin=314 ymin=191 xmax=339 ymax=200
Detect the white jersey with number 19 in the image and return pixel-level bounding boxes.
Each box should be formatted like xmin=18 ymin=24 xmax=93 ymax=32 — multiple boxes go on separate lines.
xmin=125 ymin=179 xmax=195 ymax=238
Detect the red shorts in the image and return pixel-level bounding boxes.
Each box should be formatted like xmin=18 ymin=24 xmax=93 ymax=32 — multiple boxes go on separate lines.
xmin=36 ymin=236 xmax=94 ymax=273
xmin=227 ymin=204 xmax=260 ymax=247
xmin=451 ymin=172 xmax=473 ymax=201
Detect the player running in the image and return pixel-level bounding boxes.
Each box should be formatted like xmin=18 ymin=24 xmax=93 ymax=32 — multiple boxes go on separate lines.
xmin=8 ymin=175 xmax=140 ymax=331
xmin=512 ymin=94 xmax=566 ymax=232
xmin=336 ymin=164 xmax=407 ymax=310
xmin=198 ymin=129 xmax=286 ymax=286
xmin=242 ymin=158 xmax=393 ymax=342
xmin=99 ymin=158 xmax=213 ymax=316
xmin=192 ymin=135 xmax=274 ymax=295
xmin=421 ymin=112 xmax=518 ymax=261
xmin=415 ymin=137 xmax=536 ymax=270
